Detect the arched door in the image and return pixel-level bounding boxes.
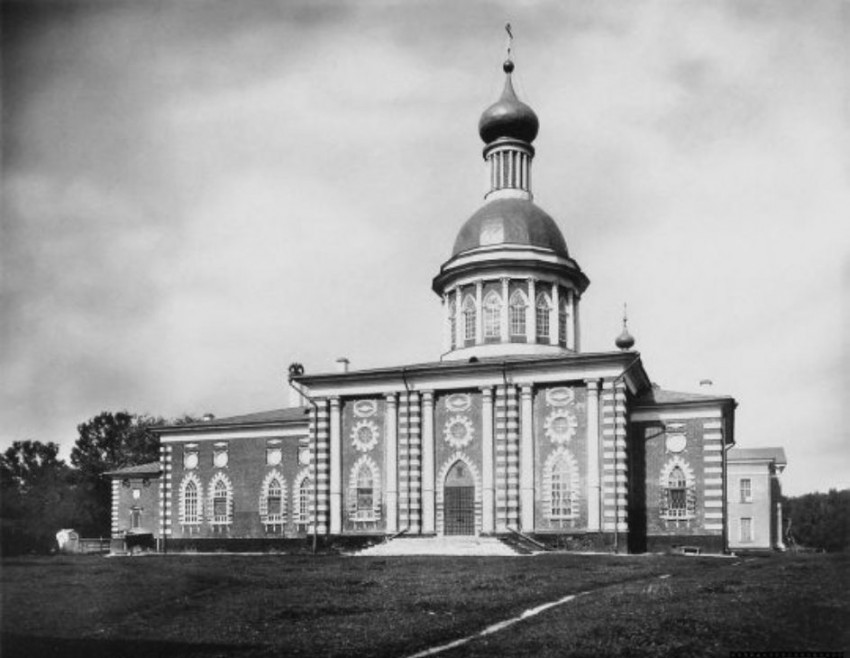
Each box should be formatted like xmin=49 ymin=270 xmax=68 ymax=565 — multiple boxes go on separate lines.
xmin=444 ymin=461 xmax=475 ymax=535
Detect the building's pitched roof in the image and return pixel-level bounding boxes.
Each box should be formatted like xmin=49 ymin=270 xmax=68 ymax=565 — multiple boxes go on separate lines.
xmin=728 ymin=447 xmax=787 ymax=466
xmin=103 ymin=462 xmax=162 ymax=477
xmin=155 ymin=406 xmax=309 ymax=433
xmin=634 ymin=385 xmax=735 ymax=407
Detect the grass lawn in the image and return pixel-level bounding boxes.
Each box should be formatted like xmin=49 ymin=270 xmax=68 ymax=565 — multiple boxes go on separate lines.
xmin=1 ymin=551 xmax=847 ymax=657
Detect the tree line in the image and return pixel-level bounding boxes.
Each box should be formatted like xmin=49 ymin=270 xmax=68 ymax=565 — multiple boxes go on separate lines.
xmin=1 ymin=411 xmax=199 ymax=556
xmin=783 ymin=489 xmax=850 ymax=553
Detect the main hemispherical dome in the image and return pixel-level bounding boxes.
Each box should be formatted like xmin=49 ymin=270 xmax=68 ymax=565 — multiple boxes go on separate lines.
xmin=451 ymin=198 xmax=569 ymax=258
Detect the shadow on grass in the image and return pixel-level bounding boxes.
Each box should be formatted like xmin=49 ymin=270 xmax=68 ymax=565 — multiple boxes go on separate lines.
xmin=1 ymin=633 xmax=263 ymax=658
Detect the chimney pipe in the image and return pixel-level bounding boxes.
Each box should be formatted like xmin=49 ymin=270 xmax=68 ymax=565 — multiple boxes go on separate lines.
xmin=336 ymin=357 xmax=350 ymax=373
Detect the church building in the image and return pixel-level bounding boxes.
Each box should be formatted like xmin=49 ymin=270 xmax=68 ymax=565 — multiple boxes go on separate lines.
xmin=109 ymin=50 xmax=779 ymax=555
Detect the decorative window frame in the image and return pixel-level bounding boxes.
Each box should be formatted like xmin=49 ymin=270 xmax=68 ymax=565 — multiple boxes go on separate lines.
xmin=259 ymin=469 xmax=287 ymax=528
xmin=543 ymin=447 xmax=580 ymax=522
xmin=179 ymin=473 xmax=203 ymax=526
xmin=535 ymin=292 xmax=551 ymax=339
xmin=659 ymin=456 xmax=697 ymax=521
xmin=483 ymin=290 xmax=502 ymax=339
xmin=207 ymin=472 xmax=233 ymax=526
xmin=509 ymin=289 xmax=528 ymax=337
xmin=293 ymin=466 xmax=314 ymax=527
xmin=347 ymin=455 xmax=381 ymax=523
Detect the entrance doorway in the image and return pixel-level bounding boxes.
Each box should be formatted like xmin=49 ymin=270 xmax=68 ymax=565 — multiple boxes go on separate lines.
xmin=444 ymin=461 xmax=475 ymax=535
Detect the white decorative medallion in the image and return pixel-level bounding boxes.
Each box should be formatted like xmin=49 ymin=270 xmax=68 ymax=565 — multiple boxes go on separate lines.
xmin=445 ymin=393 xmax=472 ymax=413
xmin=544 ymin=409 xmax=578 ymax=444
xmin=353 ymin=399 xmax=377 ymax=418
xmin=546 ymin=387 xmax=575 ymax=407
xmin=666 ymin=433 xmax=687 ymax=453
xmin=183 ymin=452 xmax=198 ymax=470
xmin=443 ymin=415 xmax=474 ymax=449
xmin=351 ymin=419 xmax=379 ymax=452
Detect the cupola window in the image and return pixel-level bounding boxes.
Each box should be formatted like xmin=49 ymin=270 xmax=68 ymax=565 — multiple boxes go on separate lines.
xmin=462 ymin=296 xmax=476 ymax=342
xmin=558 ymin=296 xmax=568 ymax=346
xmin=448 ymin=297 xmax=457 ymax=350
xmin=536 ymin=293 xmax=551 ymax=340
xmin=509 ymin=290 xmax=527 ymax=337
xmin=483 ymin=292 xmax=502 ymax=339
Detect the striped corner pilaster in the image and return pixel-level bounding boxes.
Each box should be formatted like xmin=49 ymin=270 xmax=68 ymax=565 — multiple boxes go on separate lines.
xmin=398 ymin=394 xmax=410 ymax=529
xmin=600 ymin=381 xmax=618 ymax=532
xmin=702 ymin=419 xmax=725 ymax=531
xmin=314 ymin=399 xmax=330 ymax=534
xmin=505 ymin=384 xmax=520 ymax=528
xmin=494 ymin=385 xmax=508 ymax=531
xmin=160 ymin=444 xmax=172 ymax=537
xmin=614 ymin=381 xmax=629 ymax=533
xmin=111 ymin=479 xmax=120 ymax=537
xmin=408 ymin=392 xmax=422 ymax=534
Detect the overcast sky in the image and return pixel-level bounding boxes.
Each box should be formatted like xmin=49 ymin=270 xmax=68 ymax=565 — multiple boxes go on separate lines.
xmin=2 ymin=0 xmax=848 ymax=496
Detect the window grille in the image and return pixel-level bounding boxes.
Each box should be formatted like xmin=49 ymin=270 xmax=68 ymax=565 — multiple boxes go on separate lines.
xmin=299 ymin=478 xmax=313 ymax=524
xmin=213 ymin=480 xmax=229 ymax=524
xmin=550 ymin=457 xmax=572 ymax=518
xmin=509 ymin=291 xmax=527 ymax=337
xmin=483 ymin=292 xmax=501 ymax=338
xmin=667 ymin=466 xmax=688 ymax=518
xmin=740 ymin=478 xmax=752 ymax=503
xmin=462 ymin=297 xmax=476 ymax=341
xmin=536 ymin=294 xmax=550 ymax=340
xmin=184 ymin=481 xmax=199 ymax=524
xmin=267 ymin=479 xmax=283 ymax=521
xmin=355 ymin=466 xmax=373 ymax=519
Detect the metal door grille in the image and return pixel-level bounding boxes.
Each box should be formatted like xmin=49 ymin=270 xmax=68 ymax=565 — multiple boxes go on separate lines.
xmin=444 ymin=486 xmax=475 ymax=535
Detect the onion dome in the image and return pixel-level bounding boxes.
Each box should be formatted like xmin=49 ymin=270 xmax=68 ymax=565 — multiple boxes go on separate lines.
xmin=615 ymin=305 xmax=635 ymax=350
xmin=452 ymin=198 xmax=569 ymax=258
xmin=478 ymin=60 xmax=539 ymax=145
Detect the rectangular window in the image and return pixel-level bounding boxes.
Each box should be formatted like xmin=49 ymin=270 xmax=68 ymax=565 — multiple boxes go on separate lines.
xmin=484 ymin=307 xmax=501 ymax=338
xmin=131 ymin=508 xmax=142 ymax=529
xmin=536 ymin=306 xmax=549 ymax=339
xmin=740 ymin=517 xmax=753 ymax=542
xmin=464 ymin=310 xmax=475 ymax=341
xmin=740 ymin=478 xmax=752 ymax=503
xmin=509 ymin=303 xmax=526 ymax=337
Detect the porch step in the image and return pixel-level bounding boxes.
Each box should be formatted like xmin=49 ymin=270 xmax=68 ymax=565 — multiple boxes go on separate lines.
xmin=354 ymin=535 xmax=521 ymax=557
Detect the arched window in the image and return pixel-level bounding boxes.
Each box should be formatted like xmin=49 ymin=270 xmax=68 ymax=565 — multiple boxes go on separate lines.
xmin=550 ymin=455 xmax=572 ymax=518
xmin=299 ymin=477 xmax=313 ymax=525
xmin=462 ymin=296 xmax=476 ymax=342
xmin=267 ymin=478 xmax=283 ymax=522
xmin=558 ymin=296 xmax=568 ymax=346
xmin=212 ymin=480 xmax=229 ymax=524
xmin=483 ymin=291 xmax=501 ymax=339
xmin=509 ymin=290 xmax=527 ymax=337
xmin=184 ymin=481 xmax=199 ymax=524
xmin=536 ymin=293 xmax=551 ymax=340
xmin=355 ymin=466 xmax=373 ymax=519
xmin=667 ymin=466 xmax=687 ymax=518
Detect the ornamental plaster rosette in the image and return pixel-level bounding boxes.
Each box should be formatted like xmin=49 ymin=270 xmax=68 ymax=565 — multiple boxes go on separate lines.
xmin=443 ymin=414 xmax=474 ymax=449
xmin=350 ymin=419 xmax=379 ymax=452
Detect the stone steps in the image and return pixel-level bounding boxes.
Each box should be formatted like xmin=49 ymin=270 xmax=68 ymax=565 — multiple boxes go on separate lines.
xmin=354 ymin=535 xmax=521 ymax=557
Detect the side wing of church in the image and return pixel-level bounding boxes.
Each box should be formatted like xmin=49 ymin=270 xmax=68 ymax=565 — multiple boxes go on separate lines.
xmin=109 ymin=51 xmax=786 ymax=554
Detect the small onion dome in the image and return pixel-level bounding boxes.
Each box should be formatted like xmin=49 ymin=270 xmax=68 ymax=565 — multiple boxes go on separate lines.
xmin=616 ymin=324 xmax=635 ymax=351
xmin=478 ymin=59 xmax=539 ymax=144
